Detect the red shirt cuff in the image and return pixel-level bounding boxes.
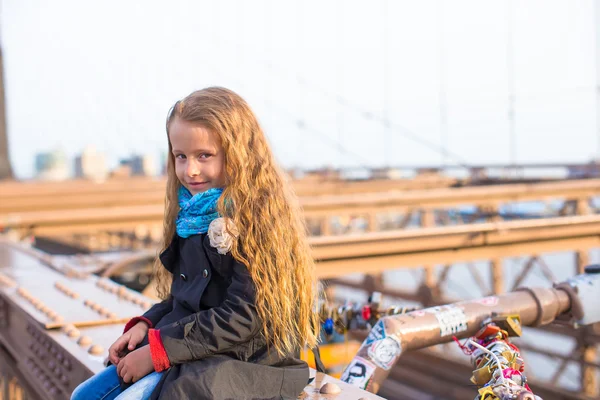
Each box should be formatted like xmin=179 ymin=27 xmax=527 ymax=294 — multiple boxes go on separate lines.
xmin=123 ymin=316 xmax=153 ymax=334
xmin=148 ymin=328 xmax=170 ymax=372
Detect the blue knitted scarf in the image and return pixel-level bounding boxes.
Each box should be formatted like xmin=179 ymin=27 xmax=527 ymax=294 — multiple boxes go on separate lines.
xmin=176 ymin=186 xmax=223 ymax=238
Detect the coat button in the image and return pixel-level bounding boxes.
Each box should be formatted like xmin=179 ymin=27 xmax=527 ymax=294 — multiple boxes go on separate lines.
xmin=180 ymin=273 xmax=187 ymax=281
xmin=202 ymin=269 xmax=208 ymax=278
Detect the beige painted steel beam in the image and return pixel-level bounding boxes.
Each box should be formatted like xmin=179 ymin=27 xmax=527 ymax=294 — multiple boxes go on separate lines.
xmin=0 ymin=175 xmax=456 ymax=201
xmin=312 ymin=215 xmax=600 ymax=279
xmin=301 ymin=178 xmax=600 ymax=217
xmin=4 ymin=210 xmax=600 ymax=278
xmin=3 ymin=177 xmax=600 ymax=235
xmin=1 ymin=178 xmax=599 ymax=216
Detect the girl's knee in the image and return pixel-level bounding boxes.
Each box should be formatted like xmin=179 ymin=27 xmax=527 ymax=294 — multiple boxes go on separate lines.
xmin=114 ymin=372 xmax=163 ymax=400
xmin=70 ymin=365 xmax=121 ymax=400
xmin=70 ymin=380 xmax=91 ymax=400
xmin=71 ymin=379 xmax=121 ymax=400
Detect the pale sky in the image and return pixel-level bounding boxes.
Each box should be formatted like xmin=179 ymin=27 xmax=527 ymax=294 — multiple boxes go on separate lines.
xmin=1 ymin=0 xmax=598 ymax=178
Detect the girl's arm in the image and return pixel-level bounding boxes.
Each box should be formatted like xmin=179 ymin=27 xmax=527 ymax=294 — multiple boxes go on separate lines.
xmin=123 ymin=296 xmax=174 ymax=333
xmin=147 ymin=261 xmax=260 ymax=371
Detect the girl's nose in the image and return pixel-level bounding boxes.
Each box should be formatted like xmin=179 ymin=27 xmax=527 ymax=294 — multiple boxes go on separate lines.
xmin=186 ymin=161 xmax=199 ymax=177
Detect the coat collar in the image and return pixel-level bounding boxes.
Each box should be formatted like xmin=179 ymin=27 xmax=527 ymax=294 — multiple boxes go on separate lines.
xmin=158 ymin=235 xmax=179 ymax=272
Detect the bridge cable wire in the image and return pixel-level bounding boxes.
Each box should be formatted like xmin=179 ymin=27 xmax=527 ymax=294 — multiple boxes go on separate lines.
xmin=207 ymin=32 xmax=473 ymax=169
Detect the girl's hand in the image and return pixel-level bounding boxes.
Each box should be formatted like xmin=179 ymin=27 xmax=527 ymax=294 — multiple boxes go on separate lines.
xmin=117 ymin=345 xmax=155 ymax=383
xmin=108 ymin=322 xmax=149 ymax=365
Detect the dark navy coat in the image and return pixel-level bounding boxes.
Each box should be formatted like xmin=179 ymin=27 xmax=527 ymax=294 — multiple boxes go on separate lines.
xmin=141 ymin=234 xmax=309 ymax=400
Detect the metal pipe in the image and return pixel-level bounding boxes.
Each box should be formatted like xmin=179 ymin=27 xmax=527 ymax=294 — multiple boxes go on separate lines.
xmin=341 ymin=284 xmax=574 ymax=394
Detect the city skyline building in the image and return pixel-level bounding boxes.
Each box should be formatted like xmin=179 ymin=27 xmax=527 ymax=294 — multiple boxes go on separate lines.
xmin=35 ymin=149 xmax=69 ymax=181
xmin=74 ymin=146 xmax=108 ymax=182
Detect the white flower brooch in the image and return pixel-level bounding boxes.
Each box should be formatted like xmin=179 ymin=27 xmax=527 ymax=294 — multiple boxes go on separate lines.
xmin=207 ymin=217 xmax=239 ymax=255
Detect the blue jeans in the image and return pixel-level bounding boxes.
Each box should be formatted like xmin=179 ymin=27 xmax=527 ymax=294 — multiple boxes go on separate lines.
xmin=71 ymin=365 xmax=163 ymax=400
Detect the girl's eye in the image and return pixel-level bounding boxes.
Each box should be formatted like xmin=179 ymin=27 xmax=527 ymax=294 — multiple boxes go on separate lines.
xmin=199 ymin=154 xmax=211 ymax=159
xmin=175 ymin=154 xmax=186 ymax=160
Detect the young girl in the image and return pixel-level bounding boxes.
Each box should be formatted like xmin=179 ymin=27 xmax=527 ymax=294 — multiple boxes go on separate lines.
xmin=71 ymin=87 xmax=320 ymax=400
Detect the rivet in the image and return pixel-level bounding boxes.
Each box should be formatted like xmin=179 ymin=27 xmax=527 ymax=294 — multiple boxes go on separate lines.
xmin=68 ymin=328 xmax=81 ymax=338
xmin=88 ymin=344 xmax=104 ymax=356
xmin=77 ymin=336 xmax=92 ymax=346
xmin=320 ymin=383 xmax=342 ymax=394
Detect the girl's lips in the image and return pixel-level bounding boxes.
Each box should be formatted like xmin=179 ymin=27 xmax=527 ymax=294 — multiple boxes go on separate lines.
xmin=188 ymin=182 xmax=208 ymax=186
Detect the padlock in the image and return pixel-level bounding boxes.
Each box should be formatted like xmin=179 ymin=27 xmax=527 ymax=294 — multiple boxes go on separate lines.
xmin=492 ymin=314 xmax=522 ymax=337
xmin=362 ymin=305 xmax=372 ymax=322
xmin=323 ymin=318 xmax=334 ymax=336
xmin=332 ymin=308 xmax=346 ymax=335
xmin=475 ymin=324 xmax=501 ymax=341
xmin=477 ymin=386 xmax=496 ymax=400
xmin=471 ymin=365 xmax=492 ymax=385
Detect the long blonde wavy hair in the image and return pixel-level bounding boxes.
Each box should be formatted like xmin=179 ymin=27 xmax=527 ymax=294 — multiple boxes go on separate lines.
xmin=154 ymin=87 xmax=319 ymax=355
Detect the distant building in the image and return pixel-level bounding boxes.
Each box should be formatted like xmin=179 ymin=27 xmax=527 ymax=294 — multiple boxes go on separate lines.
xmin=371 ymin=167 xmax=403 ymax=180
xmin=339 ymin=167 xmax=370 ymax=181
xmin=74 ymin=146 xmax=107 ymax=181
xmin=301 ymin=167 xmax=341 ymax=181
xmin=131 ymin=154 xmax=156 ymax=176
xmin=113 ymin=154 xmax=156 ymax=177
xmin=35 ymin=150 xmax=69 ymax=181
xmin=159 ymin=151 xmax=168 ymax=175
xmin=567 ymin=161 xmax=600 ymax=179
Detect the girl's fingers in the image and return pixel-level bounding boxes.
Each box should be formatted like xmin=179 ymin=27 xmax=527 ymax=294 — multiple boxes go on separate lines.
xmin=113 ymin=336 xmax=127 ymax=352
xmin=117 ymin=359 xmax=124 ymax=377
xmin=128 ymin=337 xmax=139 ymax=350
xmin=129 ymin=331 xmax=146 ymax=350
xmin=109 ymin=353 xmax=118 ymax=365
xmin=109 ymin=344 xmax=121 ymax=364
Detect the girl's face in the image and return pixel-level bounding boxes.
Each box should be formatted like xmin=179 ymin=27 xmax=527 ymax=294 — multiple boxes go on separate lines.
xmin=169 ymin=117 xmax=226 ymax=195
